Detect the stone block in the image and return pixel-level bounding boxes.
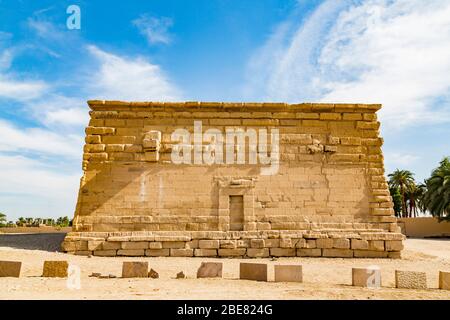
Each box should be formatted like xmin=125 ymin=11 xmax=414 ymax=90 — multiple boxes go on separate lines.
xmin=148 ymin=269 xmax=159 ymax=279
xmin=217 ymin=248 xmax=247 ymax=257
xmin=93 ymin=250 xmax=117 ymax=257
xmin=439 ymin=271 xmax=450 ymax=290
xmin=102 ymin=242 xmax=121 ymax=250
xmin=198 ymin=240 xmax=220 ymax=249
xmin=121 ymin=241 xmax=148 ymax=250
xmin=264 ymin=239 xmax=280 ymax=248
xmin=194 ymin=249 xmax=217 ymax=257
xmin=145 ymin=249 xmax=170 ymax=257
xmin=0 ymin=261 xmax=21 ymax=277
xmin=240 ymin=263 xmax=267 ymax=282
xmin=368 ymin=240 xmax=385 ymax=251
xmin=354 ymin=250 xmax=388 ymax=258
xmin=270 ymin=248 xmax=296 ymax=257
xmin=279 ymin=238 xmax=293 ymax=248
xmin=218 ymin=248 xmax=246 ymax=257
xmin=352 ymin=267 xmax=381 ymax=288
xmin=220 ymin=240 xmax=236 ymax=249
xmin=322 ymin=249 xmax=353 ymax=258
xmin=297 ymin=248 xmax=322 ymax=257
xmin=197 ymin=262 xmax=223 ymax=278
xmin=122 ymin=262 xmax=148 ymax=278
xmin=395 ymin=270 xmax=427 ymax=289
xmin=333 ymin=238 xmax=350 ymax=249
xmin=247 ymin=248 xmax=270 ymax=258
xmin=117 ymin=249 xmax=145 ymax=256
xmin=148 ymin=242 xmax=163 ymax=249
xmin=351 ymin=239 xmax=369 ymax=250
xmin=274 ymin=265 xmax=303 ymax=283
xmin=250 ymin=239 xmax=265 ymax=248
xmin=42 ymin=261 xmax=68 ymax=278
xmin=162 ymin=241 xmax=186 ymax=249
xmin=385 ymin=240 xmax=403 ymax=251
xmin=316 ymin=238 xmax=333 ymax=249
xmin=170 ymin=249 xmax=194 ymax=257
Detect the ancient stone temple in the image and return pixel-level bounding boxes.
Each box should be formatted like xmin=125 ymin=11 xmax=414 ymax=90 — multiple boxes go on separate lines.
xmin=62 ymin=101 xmax=405 ymax=258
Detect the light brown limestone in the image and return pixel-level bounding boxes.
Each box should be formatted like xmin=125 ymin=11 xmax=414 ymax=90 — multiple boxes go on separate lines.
xmin=0 ymin=261 xmax=21 ymax=277
xmin=122 ymin=262 xmax=148 ymax=278
xmin=197 ymin=262 xmax=223 ymax=278
xmin=352 ymin=267 xmax=381 ymax=288
xmin=274 ymin=265 xmax=303 ymax=283
xmin=395 ymin=270 xmax=427 ymax=289
xmin=240 ymin=263 xmax=267 ymax=282
xmin=63 ymin=101 xmax=403 ymax=258
xmin=439 ymin=271 xmax=450 ymax=290
xmin=42 ymin=261 xmax=68 ymax=278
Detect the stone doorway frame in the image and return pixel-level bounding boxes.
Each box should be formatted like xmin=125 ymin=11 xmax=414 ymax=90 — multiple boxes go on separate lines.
xmin=216 ymin=177 xmax=256 ymax=231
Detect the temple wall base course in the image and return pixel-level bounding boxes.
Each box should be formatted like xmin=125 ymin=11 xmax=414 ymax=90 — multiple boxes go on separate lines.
xmin=62 ymin=230 xmax=404 ymax=258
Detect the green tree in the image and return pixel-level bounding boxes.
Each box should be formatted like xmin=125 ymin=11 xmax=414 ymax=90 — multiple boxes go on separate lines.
xmin=56 ymin=216 xmax=70 ymax=227
xmin=405 ymin=183 xmax=426 ymax=218
xmin=388 ymin=169 xmax=415 ymax=218
xmin=0 ymin=212 xmax=6 ymax=226
xmin=422 ymin=157 xmax=450 ymax=221
xmin=389 ymin=187 xmax=403 ymax=217
xmin=16 ymin=217 xmax=26 ymax=226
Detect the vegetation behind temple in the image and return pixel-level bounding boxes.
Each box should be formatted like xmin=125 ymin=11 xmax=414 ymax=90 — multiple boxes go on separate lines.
xmin=0 ymin=215 xmax=72 ymax=228
xmin=388 ymin=156 xmax=450 ymax=221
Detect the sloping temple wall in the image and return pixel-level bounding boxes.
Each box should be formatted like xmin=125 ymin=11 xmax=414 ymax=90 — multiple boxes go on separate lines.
xmin=62 ymin=101 xmax=404 ymax=258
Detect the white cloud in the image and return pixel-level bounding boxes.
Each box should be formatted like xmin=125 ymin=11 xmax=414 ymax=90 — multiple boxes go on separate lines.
xmin=0 ymin=119 xmax=82 ymax=158
xmin=0 ymin=75 xmax=48 ymax=101
xmin=247 ymin=0 xmax=450 ymax=129
xmin=0 ymin=154 xmax=79 ymax=220
xmin=132 ymin=15 xmax=173 ymax=45
xmin=87 ymin=45 xmax=181 ymax=101
xmin=384 ymin=152 xmax=420 ymax=167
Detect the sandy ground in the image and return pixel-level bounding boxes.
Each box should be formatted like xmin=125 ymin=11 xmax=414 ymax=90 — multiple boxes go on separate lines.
xmin=0 ymin=236 xmax=449 ymax=300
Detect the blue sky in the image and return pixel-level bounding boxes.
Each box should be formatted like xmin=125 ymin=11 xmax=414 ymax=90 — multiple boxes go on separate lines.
xmin=0 ymin=0 xmax=449 ymax=220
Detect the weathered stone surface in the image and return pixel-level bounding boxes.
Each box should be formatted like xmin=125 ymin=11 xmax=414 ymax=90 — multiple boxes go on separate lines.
xmin=322 ymin=249 xmax=353 ymax=258
xmin=64 ymin=101 xmax=401 ymax=258
xmin=218 ymin=248 xmax=246 ymax=257
xmin=176 ymin=271 xmax=185 ymax=279
xmin=122 ymin=262 xmax=148 ymax=278
xmin=42 ymin=261 xmax=68 ymax=278
xmin=274 ymin=265 xmax=303 ymax=283
xmin=170 ymin=249 xmax=194 ymax=257
xmin=197 ymin=262 xmax=223 ymax=278
xmin=395 ymin=270 xmax=427 ymax=289
xmin=297 ymin=248 xmax=322 ymax=257
xmin=352 ymin=267 xmax=381 ymax=288
xmin=240 ymin=263 xmax=267 ymax=282
xmin=0 ymin=261 xmax=21 ymax=277
xmin=148 ymin=268 xmax=159 ymax=279
xmin=247 ymin=248 xmax=270 ymax=258
xmin=194 ymin=249 xmax=217 ymax=257
xmin=439 ymin=271 xmax=450 ymax=290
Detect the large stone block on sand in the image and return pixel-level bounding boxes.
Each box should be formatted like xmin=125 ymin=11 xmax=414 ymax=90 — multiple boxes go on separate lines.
xmin=42 ymin=261 xmax=69 ymax=278
xmin=0 ymin=261 xmax=22 ymax=277
xmin=122 ymin=261 xmax=149 ymax=278
xmin=274 ymin=265 xmax=303 ymax=283
xmin=439 ymin=271 xmax=450 ymax=290
xmin=352 ymin=267 xmax=381 ymax=288
xmin=197 ymin=262 xmax=223 ymax=278
xmin=240 ymin=263 xmax=267 ymax=282
xmin=395 ymin=270 xmax=427 ymax=289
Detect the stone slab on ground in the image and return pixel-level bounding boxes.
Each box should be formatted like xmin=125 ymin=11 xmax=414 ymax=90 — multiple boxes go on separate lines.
xmin=122 ymin=261 xmax=148 ymax=278
xmin=352 ymin=267 xmax=381 ymax=288
xmin=395 ymin=270 xmax=427 ymax=289
xmin=439 ymin=271 xmax=450 ymax=290
xmin=197 ymin=262 xmax=223 ymax=278
xmin=239 ymin=262 xmax=267 ymax=282
xmin=0 ymin=260 xmax=21 ymax=277
xmin=42 ymin=261 xmax=69 ymax=278
xmin=274 ymin=265 xmax=302 ymax=283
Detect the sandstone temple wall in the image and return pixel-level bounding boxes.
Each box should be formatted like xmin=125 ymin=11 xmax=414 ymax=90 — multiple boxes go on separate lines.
xmin=62 ymin=101 xmax=404 ymax=258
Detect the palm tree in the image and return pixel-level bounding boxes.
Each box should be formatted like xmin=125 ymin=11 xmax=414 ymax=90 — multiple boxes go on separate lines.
xmin=405 ymin=183 xmax=426 ymax=217
xmin=388 ymin=169 xmax=415 ymax=218
xmin=16 ymin=217 xmax=26 ymax=226
xmin=422 ymin=157 xmax=450 ymax=221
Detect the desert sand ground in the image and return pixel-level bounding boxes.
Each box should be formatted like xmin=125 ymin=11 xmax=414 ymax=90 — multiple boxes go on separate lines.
xmin=0 ymin=235 xmax=449 ymax=300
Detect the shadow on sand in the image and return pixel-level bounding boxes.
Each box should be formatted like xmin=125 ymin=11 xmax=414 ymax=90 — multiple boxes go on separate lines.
xmin=0 ymin=233 xmax=67 ymax=252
